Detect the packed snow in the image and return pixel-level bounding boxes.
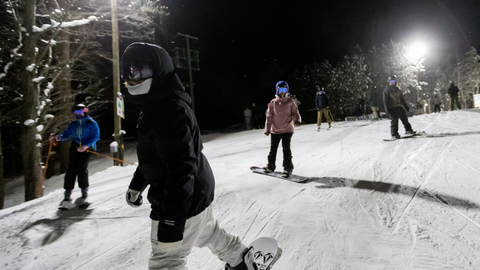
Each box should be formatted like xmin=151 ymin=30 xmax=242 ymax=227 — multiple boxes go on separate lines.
xmin=2 ymin=109 xmax=480 ymax=269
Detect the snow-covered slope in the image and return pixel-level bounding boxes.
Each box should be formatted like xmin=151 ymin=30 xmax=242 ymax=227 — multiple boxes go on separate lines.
xmin=2 ymin=110 xmax=480 ymax=269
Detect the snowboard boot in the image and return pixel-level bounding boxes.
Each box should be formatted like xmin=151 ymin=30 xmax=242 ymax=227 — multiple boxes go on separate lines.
xmin=81 ymin=187 xmax=88 ymax=199
xmin=64 ymin=189 xmax=72 ymax=200
xmin=79 ymin=188 xmax=89 ymax=206
xmin=58 ymin=189 xmax=72 ymax=210
xmin=225 ymin=246 xmax=258 ymax=270
xmin=391 ymin=134 xmax=401 ymax=140
xmin=262 ymin=165 xmax=274 ymax=173
xmin=58 ymin=199 xmax=71 ymax=209
xmin=405 ymin=130 xmax=416 ymax=135
xmin=282 ymin=169 xmax=292 ymax=178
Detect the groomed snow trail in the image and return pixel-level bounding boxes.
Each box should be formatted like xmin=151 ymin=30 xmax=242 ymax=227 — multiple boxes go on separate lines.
xmin=1 ymin=110 xmax=480 ymax=269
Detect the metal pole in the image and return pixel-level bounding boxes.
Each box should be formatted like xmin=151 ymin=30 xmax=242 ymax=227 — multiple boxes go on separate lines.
xmin=177 ymin=33 xmax=198 ymax=113
xmin=111 ymin=0 xmax=124 ymax=166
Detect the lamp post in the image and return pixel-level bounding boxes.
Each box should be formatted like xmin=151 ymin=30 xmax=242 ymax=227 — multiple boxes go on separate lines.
xmin=415 ymin=59 xmax=425 ymax=102
xmin=406 ymin=43 xmax=427 ymax=102
xmin=111 ymin=0 xmax=123 ymax=166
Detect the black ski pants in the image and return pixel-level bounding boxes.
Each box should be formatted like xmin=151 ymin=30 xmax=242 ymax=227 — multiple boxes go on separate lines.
xmin=64 ymin=142 xmax=92 ymax=190
xmin=267 ymin=133 xmax=293 ymax=171
xmin=389 ymin=107 xmax=412 ymax=136
xmin=450 ymin=95 xmax=461 ymax=110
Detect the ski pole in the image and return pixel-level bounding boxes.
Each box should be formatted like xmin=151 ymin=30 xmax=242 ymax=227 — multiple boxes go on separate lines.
xmin=86 ymin=149 xmax=137 ymax=166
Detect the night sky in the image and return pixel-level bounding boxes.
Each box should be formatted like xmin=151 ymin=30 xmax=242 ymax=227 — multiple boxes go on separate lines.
xmin=160 ymin=0 xmax=480 ymax=129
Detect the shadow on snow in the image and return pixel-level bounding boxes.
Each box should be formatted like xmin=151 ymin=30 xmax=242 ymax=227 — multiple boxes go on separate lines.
xmin=421 ymin=130 xmax=480 ymax=138
xmin=312 ymin=177 xmax=479 ymax=210
xmin=20 ymin=206 xmax=93 ymax=246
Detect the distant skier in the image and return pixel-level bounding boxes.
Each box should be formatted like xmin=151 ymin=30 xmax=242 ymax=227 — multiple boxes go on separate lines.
xmin=431 ymin=92 xmax=442 ymax=113
xmin=264 ymin=80 xmax=302 ymax=177
xmin=315 ymin=86 xmax=332 ymax=130
xmin=383 ymin=75 xmax=415 ymax=139
xmin=50 ymin=104 xmax=100 ymax=208
xmin=120 ymin=42 xmax=257 ymax=270
xmin=448 ymin=81 xmax=461 ymax=110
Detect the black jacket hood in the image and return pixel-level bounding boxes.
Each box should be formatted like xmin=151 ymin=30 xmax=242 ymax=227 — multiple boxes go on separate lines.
xmin=121 ymin=42 xmax=190 ymax=107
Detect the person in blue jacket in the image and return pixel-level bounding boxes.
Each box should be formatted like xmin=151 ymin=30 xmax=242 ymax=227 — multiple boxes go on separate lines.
xmin=51 ymin=104 xmax=100 ymax=208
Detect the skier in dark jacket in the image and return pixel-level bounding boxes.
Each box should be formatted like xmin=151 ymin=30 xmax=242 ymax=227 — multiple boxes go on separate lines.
xmin=121 ymin=42 xmax=257 ymax=270
xmin=51 ymin=104 xmax=100 ymax=208
xmin=448 ymin=81 xmax=461 ymax=110
xmin=315 ymin=86 xmax=332 ymax=130
xmin=383 ymin=75 xmax=415 ymax=139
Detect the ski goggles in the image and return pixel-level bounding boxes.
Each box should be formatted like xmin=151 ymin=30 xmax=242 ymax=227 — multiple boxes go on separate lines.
xmin=73 ymin=108 xmax=88 ymax=114
xmin=278 ymin=87 xmax=288 ymax=94
xmin=389 ymin=80 xmax=396 ymax=84
xmin=121 ymin=63 xmax=153 ymax=81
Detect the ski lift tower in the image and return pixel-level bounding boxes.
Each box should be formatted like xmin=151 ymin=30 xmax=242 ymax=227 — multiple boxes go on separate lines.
xmin=175 ymin=33 xmax=200 ymax=113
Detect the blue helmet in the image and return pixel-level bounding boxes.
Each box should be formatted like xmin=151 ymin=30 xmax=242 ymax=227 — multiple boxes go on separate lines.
xmin=276 ymin=80 xmax=289 ymax=96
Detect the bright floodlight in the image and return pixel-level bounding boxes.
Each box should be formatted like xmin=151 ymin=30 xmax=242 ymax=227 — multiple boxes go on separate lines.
xmin=406 ymin=43 xmax=427 ymax=61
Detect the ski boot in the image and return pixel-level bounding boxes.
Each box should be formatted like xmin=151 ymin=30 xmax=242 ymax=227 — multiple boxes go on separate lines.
xmin=225 ymin=246 xmax=258 ymax=270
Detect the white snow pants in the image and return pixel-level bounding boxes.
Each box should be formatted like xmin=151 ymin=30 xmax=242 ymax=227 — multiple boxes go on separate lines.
xmin=149 ymin=205 xmax=246 ymax=270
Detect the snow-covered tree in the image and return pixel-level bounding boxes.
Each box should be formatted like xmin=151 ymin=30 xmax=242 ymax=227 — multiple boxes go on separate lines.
xmin=454 ymin=47 xmax=480 ymax=108
xmin=292 ymin=40 xmax=432 ymax=120
xmin=0 ymin=0 xmax=168 ymax=205
xmin=329 ymin=47 xmax=372 ymax=117
xmin=0 ymin=0 xmax=107 ymax=202
xmin=293 ymin=60 xmax=333 ymax=118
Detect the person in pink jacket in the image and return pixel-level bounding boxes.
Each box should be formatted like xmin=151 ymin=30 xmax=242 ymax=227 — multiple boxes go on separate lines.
xmin=263 ymin=81 xmax=302 ymax=177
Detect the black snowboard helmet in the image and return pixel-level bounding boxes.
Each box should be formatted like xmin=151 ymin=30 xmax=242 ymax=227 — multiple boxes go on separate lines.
xmin=388 ymin=75 xmax=397 ymax=85
xmin=72 ymin=103 xmax=88 ymax=115
xmin=72 ymin=104 xmax=86 ymax=111
xmin=121 ymin=42 xmax=185 ymax=106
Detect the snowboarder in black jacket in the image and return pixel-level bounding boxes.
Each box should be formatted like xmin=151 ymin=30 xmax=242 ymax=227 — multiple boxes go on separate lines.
xmin=383 ymin=75 xmax=415 ymax=139
xmin=448 ymin=81 xmax=461 ymax=110
xmin=121 ymin=43 xmax=257 ymax=270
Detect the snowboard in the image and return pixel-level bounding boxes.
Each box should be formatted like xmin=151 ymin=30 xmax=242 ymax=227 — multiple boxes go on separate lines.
xmin=58 ymin=197 xmax=91 ymax=210
xmin=250 ymin=166 xmax=310 ymax=183
xmin=250 ymin=237 xmax=281 ymax=270
xmin=383 ymin=133 xmax=420 ymax=141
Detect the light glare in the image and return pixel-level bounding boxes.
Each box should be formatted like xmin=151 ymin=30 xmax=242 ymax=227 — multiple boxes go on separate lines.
xmin=406 ymin=43 xmax=427 ymax=61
